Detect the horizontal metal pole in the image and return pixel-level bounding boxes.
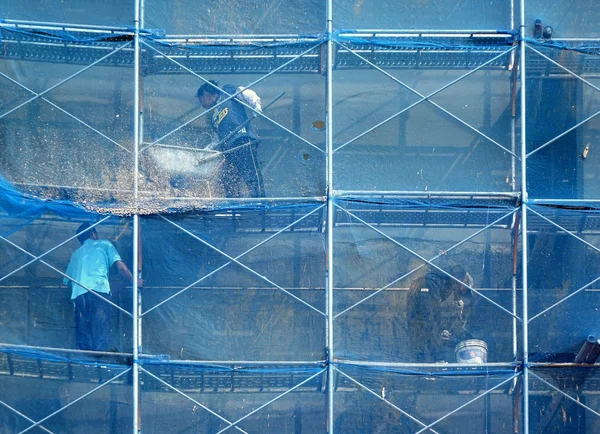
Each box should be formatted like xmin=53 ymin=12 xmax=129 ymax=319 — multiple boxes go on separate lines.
xmin=529 ymin=362 xmax=600 ymax=368
xmin=334 ymin=190 xmax=519 ymax=198
xmin=336 ymin=359 xmax=519 ymax=369
xmin=0 ymin=19 xmax=133 ymax=33
xmin=530 ymin=199 xmax=600 ymax=205
xmin=136 ymin=195 xmax=327 ymax=202
xmin=138 ymin=356 xmax=326 ymax=366
xmin=551 ymin=37 xmax=600 ymax=42
xmin=0 ymin=285 xmax=522 ymax=292
xmin=12 ymin=182 xmax=133 ymax=194
xmin=337 ymin=28 xmax=511 ymax=34
xmin=155 ymin=34 xmax=323 ymax=40
xmin=0 ymin=343 xmax=131 ymax=358
xmin=0 ymin=285 xmax=325 ymax=291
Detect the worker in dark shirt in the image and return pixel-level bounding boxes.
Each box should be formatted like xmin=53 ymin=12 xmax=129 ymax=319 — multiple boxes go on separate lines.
xmin=197 ymin=80 xmax=265 ymax=198
xmin=406 ymin=265 xmax=475 ymax=362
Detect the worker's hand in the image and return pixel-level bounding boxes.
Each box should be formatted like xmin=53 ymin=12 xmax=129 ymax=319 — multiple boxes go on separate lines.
xmin=137 ymin=278 xmax=145 ymax=288
xmin=441 ymin=330 xmax=452 ymax=341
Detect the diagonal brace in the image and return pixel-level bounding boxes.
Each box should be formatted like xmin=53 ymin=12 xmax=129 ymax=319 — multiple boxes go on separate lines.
xmin=333 ymin=207 xmax=519 ymax=319
xmin=333 ymin=42 xmax=518 ymax=158
xmin=139 ymin=40 xmax=324 ymax=154
xmin=526 ymin=107 xmax=600 ymax=158
xmin=0 ymin=216 xmax=111 ymax=284
xmin=159 ymin=215 xmax=326 ymax=316
xmin=529 ymin=371 xmax=600 ymax=418
xmin=525 ymin=44 xmax=600 ymax=158
xmin=0 ymin=234 xmax=132 ymax=317
xmin=0 ymin=400 xmax=54 ymax=434
xmin=0 ymin=71 xmax=131 ymax=154
xmin=527 ymin=207 xmax=600 ymax=321
xmin=215 ymin=368 xmax=326 ymax=434
xmin=528 ymin=206 xmax=600 ymax=256
xmin=414 ymin=373 xmax=519 ymax=433
xmin=142 ymin=204 xmax=325 ymax=316
xmin=18 ymin=368 xmax=131 ymax=434
xmin=527 ymin=44 xmax=600 ymax=94
xmin=0 ymin=41 xmax=132 ymax=122
xmin=139 ymin=367 xmax=250 ymax=434
xmin=334 ymin=367 xmax=441 ymax=434
xmin=337 ymin=204 xmax=520 ymax=320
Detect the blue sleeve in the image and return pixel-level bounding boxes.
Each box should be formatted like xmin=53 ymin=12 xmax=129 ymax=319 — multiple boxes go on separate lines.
xmin=63 ymin=259 xmax=73 ymax=286
xmin=102 ymin=241 xmax=122 ymax=266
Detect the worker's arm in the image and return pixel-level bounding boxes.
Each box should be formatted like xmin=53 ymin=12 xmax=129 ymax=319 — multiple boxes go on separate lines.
xmin=236 ymin=86 xmax=262 ymax=112
xmin=116 ymin=260 xmax=144 ymax=287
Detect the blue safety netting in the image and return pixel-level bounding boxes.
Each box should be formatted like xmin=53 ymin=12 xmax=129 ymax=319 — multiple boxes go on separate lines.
xmin=2 ymin=1 xmax=600 ymax=433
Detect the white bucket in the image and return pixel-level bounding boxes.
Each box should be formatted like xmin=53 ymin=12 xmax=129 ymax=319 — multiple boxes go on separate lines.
xmin=455 ymin=339 xmax=488 ymax=364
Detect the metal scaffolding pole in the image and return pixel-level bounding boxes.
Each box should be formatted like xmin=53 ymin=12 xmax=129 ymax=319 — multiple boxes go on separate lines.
xmin=519 ymin=0 xmax=530 ymax=430
xmin=133 ymin=0 xmax=142 ymax=432
xmin=326 ymin=0 xmax=335 ymax=432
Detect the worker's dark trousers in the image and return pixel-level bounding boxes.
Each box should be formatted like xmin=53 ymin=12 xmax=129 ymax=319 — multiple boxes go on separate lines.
xmin=221 ymin=139 xmax=265 ymax=198
xmin=74 ymin=291 xmax=111 ymax=351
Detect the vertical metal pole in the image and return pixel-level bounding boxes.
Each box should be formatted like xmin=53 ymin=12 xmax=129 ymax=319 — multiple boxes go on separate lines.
xmin=511 ymin=108 xmax=517 ymax=190
xmin=510 ymin=0 xmax=515 ymax=35
xmin=519 ymin=0 xmax=529 ymax=430
xmin=133 ymin=0 xmax=141 ymax=433
xmin=510 ymin=0 xmax=516 ymax=189
xmin=326 ymin=0 xmax=334 ymax=432
xmin=510 ymin=0 xmax=518 ymax=370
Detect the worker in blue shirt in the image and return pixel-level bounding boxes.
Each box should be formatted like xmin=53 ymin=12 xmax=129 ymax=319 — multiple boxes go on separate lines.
xmin=63 ymin=222 xmax=141 ymax=351
xmin=197 ymin=80 xmax=266 ymax=198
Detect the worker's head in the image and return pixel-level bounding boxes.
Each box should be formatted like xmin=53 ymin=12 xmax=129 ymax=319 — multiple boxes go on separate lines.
xmin=196 ymin=80 xmax=221 ymax=109
xmin=76 ymin=222 xmax=98 ymax=245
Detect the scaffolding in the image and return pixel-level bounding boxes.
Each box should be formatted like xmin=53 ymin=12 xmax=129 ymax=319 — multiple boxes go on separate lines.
xmin=1 ymin=0 xmax=600 ymax=433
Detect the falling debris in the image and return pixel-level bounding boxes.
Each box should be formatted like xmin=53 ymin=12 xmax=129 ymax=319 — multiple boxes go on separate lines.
xmin=312 ymin=120 xmax=326 ymax=131
xmin=582 ymin=144 xmax=590 ymax=159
